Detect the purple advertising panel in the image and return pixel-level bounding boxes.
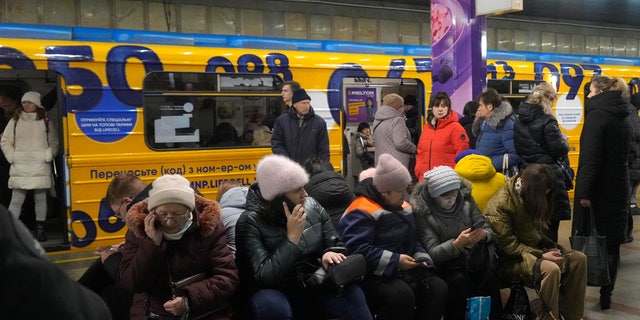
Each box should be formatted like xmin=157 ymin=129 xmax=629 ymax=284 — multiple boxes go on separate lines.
xmin=346 ymin=87 xmax=377 ymax=123
xmin=431 ymin=0 xmax=486 ymax=114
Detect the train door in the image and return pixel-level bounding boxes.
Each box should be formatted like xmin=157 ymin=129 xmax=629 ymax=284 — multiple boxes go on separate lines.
xmin=0 ymin=69 xmax=68 ymax=251
xmin=341 ymin=77 xmax=424 ymax=187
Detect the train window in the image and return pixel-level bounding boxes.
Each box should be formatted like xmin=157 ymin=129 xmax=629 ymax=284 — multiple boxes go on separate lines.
xmin=488 ymin=79 xmax=544 ymax=111
xmin=142 ymin=72 xmax=283 ymax=150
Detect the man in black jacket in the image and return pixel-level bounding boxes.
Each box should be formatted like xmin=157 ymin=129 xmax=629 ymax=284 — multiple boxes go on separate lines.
xmin=271 ymin=88 xmax=330 ymax=164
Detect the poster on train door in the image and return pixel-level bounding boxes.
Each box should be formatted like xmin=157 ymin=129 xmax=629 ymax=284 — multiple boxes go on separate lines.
xmin=346 ymin=87 xmax=377 ymax=123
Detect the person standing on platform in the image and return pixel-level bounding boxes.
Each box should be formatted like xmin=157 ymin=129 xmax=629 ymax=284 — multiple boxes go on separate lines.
xmin=473 ymin=88 xmax=519 ymax=174
xmin=628 ymin=93 xmax=640 ymax=217
xmin=414 ymin=91 xmax=468 ymax=181
xmin=1 ymin=91 xmax=58 ymax=242
xmin=373 ymin=93 xmax=416 ymax=170
xmin=459 ymin=100 xmax=479 ymax=149
xmin=271 ymin=88 xmax=330 ymax=165
xmin=264 ymin=81 xmax=300 ymax=129
xmin=351 ymin=121 xmax=375 ymax=182
xmin=514 ymin=82 xmax=571 ymax=242
xmin=573 ymin=75 xmax=632 ymax=310
xmin=0 ymin=87 xmax=20 ymax=208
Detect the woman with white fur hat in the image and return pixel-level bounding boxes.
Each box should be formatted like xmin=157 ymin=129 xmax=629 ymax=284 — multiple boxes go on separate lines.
xmin=0 ymin=90 xmax=58 ymax=241
xmin=119 ymin=174 xmax=238 ymax=320
xmin=235 ymin=154 xmax=372 ymax=320
xmin=339 ymin=153 xmax=447 ymax=320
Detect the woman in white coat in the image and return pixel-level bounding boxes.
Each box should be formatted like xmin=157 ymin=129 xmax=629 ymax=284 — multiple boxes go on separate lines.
xmin=0 ymin=91 xmax=58 ymax=241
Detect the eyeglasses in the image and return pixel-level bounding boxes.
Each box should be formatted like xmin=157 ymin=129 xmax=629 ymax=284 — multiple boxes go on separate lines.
xmin=152 ymin=209 xmax=190 ymax=221
xmin=111 ymin=199 xmax=128 ymax=219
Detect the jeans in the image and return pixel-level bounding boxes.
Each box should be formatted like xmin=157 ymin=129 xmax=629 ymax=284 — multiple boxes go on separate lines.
xmin=247 ymin=284 xmax=372 ymax=320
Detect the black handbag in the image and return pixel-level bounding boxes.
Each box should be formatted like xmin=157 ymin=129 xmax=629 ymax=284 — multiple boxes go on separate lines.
xmin=556 ymin=157 xmax=574 ymax=190
xmin=570 ymin=206 xmax=611 ymax=286
xmin=305 ymin=254 xmax=366 ymax=290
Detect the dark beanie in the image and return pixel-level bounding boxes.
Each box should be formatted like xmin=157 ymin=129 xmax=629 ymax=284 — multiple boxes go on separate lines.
xmin=292 ymin=88 xmax=311 ymax=104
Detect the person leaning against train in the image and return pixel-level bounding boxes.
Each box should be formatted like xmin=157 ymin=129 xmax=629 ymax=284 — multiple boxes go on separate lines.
xmin=119 ymin=174 xmax=238 ymax=320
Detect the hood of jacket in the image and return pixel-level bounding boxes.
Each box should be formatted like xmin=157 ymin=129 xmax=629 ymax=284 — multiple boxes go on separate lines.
xmin=472 ymin=100 xmax=514 ymax=135
xmin=374 ymin=104 xmax=403 ymax=121
xmin=126 ymin=194 xmax=221 ymax=238
xmin=516 ymin=102 xmax=546 ymax=125
xmin=219 ymin=186 xmax=248 ymax=210
xmin=585 ymin=90 xmax=631 ymax=118
xmin=454 ymin=153 xmax=498 ymax=181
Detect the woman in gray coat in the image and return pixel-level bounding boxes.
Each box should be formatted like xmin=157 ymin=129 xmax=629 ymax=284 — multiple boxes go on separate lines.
xmin=373 ymin=93 xmax=416 ymax=169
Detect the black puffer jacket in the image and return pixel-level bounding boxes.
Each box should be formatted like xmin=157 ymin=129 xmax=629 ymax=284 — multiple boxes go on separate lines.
xmin=628 ymin=97 xmax=640 ymax=182
xmin=574 ymin=90 xmax=631 ymax=246
xmin=305 ymin=170 xmax=355 ymax=228
xmin=271 ymin=106 xmax=330 ymax=164
xmin=514 ymin=102 xmax=571 ymax=220
xmin=235 ymin=183 xmax=341 ymax=294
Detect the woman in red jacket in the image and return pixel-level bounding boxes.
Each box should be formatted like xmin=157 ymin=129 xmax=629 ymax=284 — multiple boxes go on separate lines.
xmin=415 ymin=92 xmax=469 ymax=181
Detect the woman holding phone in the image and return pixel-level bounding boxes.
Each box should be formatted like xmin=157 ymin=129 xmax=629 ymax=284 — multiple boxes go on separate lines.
xmin=411 ymin=166 xmax=502 ymax=319
xmin=118 ymin=174 xmax=238 ymax=320
xmin=234 ymin=154 xmax=372 ymax=320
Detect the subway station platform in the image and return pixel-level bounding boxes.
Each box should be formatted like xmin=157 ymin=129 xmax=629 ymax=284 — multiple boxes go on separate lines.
xmin=56 ymin=215 xmax=640 ymax=319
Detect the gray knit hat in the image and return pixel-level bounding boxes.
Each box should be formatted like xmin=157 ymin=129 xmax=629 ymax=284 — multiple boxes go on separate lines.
xmin=373 ymin=154 xmax=412 ymax=193
xmin=256 ymin=154 xmax=309 ymax=201
xmin=423 ymin=166 xmax=461 ymax=197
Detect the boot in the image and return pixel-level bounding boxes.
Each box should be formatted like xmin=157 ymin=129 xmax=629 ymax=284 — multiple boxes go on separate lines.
xmin=599 ymin=254 xmax=620 ymax=310
xmin=35 ymin=221 xmax=47 ymax=242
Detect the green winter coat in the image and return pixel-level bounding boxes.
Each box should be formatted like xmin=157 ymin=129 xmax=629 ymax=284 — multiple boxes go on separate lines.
xmin=483 ymin=176 xmax=557 ymax=287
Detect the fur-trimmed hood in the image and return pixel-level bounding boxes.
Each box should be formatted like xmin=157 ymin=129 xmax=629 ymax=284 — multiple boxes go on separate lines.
xmin=472 ymin=100 xmax=514 ymax=136
xmin=126 ymin=194 xmax=221 ymax=238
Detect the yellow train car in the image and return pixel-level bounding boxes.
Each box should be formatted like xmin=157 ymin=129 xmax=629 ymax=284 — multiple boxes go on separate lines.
xmin=0 ymin=24 xmax=431 ymax=252
xmin=1 ymin=23 xmax=639 ymax=254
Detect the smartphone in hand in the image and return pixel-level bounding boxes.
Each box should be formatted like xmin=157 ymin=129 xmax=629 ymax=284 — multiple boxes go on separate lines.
xmin=470 ymin=220 xmax=484 ymax=231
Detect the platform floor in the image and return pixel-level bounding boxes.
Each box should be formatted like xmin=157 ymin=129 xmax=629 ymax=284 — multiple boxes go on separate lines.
xmin=58 ymin=215 xmax=640 ymax=319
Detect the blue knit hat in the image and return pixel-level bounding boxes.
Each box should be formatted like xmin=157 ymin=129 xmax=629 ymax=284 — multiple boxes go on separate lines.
xmin=455 ymin=149 xmax=482 ymax=163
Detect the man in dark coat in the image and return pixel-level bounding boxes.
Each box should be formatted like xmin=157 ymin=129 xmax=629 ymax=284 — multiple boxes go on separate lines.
xmin=0 ymin=205 xmax=112 ymax=319
xmin=271 ymin=88 xmax=329 ymax=164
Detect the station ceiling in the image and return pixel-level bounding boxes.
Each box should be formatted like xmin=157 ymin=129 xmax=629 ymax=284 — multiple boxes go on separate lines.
xmin=388 ymin=0 xmax=640 ymax=28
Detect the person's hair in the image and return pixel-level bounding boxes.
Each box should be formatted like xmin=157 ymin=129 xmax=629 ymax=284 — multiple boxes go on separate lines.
xmin=106 ymin=172 xmax=146 ymax=206
xmin=526 ymin=82 xmax=556 ymax=114
xmin=13 ymin=104 xmax=46 ymax=121
xmin=357 ymin=121 xmax=370 ymax=133
xmin=519 ymin=163 xmax=556 ymax=228
xmin=476 ymin=88 xmax=503 ymax=110
xmin=217 ymin=180 xmax=242 ymax=201
xmin=366 ymin=97 xmax=374 ymax=106
xmin=251 ymin=125 xmax=272 ymax=146
xmin=303 ymin=156 xmax=334 ymax=177
xmin=430 ymin=91 xmax=451 ymax=114
xmin=281 ymin=81 xmax=300 ymax=91
xmin=462 ymin=100 xmax=479 ymax=117
xmin=591 ymin=75 xmax=629 ymax=100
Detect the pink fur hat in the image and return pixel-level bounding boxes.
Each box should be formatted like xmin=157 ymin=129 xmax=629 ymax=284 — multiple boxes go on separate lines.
xmin=256 ymin=154 xmax=309 ymax=201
